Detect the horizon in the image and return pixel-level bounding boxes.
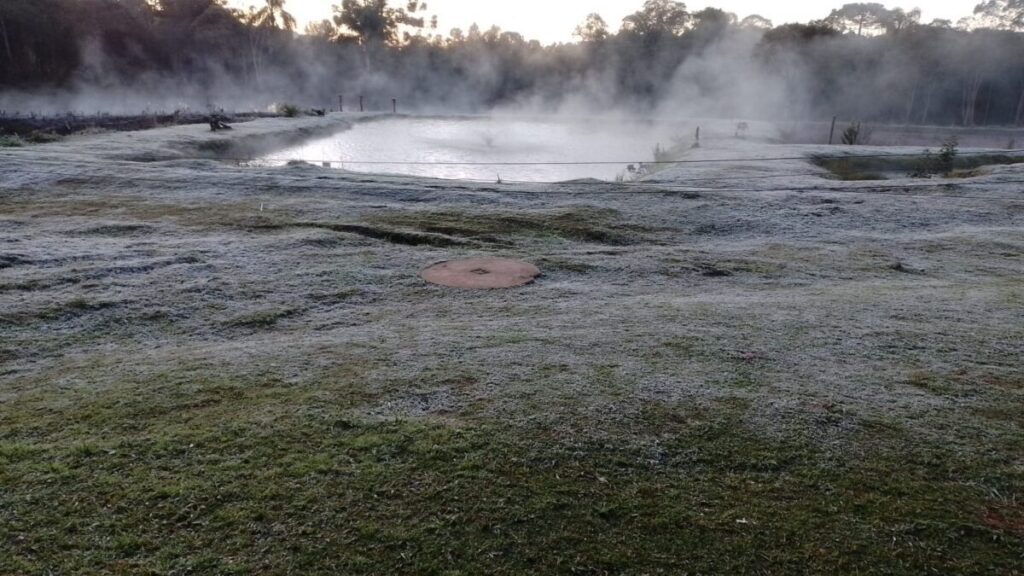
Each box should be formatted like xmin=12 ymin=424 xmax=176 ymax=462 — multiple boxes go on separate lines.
xmin=226 ymin=0 xmax=980 ymax=43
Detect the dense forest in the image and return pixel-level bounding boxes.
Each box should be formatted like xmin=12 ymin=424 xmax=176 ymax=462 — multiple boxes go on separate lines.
xmin=2 ymin=0 xmax=1024 ymax=125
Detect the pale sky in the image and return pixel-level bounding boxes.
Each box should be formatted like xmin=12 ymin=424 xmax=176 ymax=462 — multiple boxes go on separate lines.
xmin=230 ymin=1 xmax=979 ymax=44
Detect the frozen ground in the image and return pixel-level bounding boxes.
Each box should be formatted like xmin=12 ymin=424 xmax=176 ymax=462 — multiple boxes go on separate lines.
xmin=1 ymin=114 xmax=1022 ymax=573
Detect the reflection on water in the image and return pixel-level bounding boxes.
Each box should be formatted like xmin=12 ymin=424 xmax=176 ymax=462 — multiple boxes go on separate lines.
xmin=258 ymin=116 xmax=684 ymax=182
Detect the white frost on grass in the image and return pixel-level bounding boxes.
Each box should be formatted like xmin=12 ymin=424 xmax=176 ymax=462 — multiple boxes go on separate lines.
xmin=0 ymin=116 xmax=1022 ymax=443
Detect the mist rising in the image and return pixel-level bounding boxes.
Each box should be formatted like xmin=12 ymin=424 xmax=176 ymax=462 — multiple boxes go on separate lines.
xmin=2 ymin=0 xmax=1024 ymax=128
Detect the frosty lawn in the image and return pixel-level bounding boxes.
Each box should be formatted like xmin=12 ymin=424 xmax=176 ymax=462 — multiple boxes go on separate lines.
xmin=1 ymin=115 xmax=1022 ymax=574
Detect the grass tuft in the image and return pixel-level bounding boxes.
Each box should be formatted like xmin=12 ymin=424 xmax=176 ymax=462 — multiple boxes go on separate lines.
xmin=0 ymin=134 xmax=24 ymax=147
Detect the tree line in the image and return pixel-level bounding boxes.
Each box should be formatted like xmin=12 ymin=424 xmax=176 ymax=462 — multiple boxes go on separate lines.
xmin=2 ymin=0 xmax=1024 ymax=126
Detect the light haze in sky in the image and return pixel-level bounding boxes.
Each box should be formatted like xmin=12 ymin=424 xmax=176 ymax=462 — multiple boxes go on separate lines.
xmin=228 ymin=1 xmax=980 ymax=44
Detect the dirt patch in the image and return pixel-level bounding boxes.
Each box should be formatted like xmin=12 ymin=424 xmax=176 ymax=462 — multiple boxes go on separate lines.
xmin=982 ymin=505 xmax=1024 ymax=537
xmin=421 ymin=258 xmax=541 ymax=289
xmin=361 ymin=389 xmax=457 ymax=419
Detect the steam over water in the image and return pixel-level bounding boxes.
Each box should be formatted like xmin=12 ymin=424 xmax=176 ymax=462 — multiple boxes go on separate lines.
xmin=260 ymin=116 xmax=682 ymax=182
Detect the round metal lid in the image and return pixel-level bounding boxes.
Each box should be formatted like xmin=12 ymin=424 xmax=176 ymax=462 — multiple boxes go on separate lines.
xmin=420 ymin=258 xmax=541 ymax=289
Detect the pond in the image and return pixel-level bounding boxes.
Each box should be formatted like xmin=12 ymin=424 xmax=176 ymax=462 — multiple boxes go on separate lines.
xmin=257 ymin=115 xmax=687 ymax=183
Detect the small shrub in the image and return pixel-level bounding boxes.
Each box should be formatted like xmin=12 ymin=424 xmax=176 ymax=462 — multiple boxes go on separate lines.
xmin=25 ymin=131 xmax=62 ymax=144
xmin=841 ymin=122 xmax=861 ymax=145
xmin=75 ymin=127 xmax=113 ymax=137
xmin=626 ymin=163 xmax=652 ymax=179
xmin=937 ymin=137 xmax=958 ymax=175
xmin=276 ymin=103 xmax=301 ymax=118
xmin=910 ymin=150 xmax=937 ymax=178
xmin=0 ymin=134 xmax=23 ymax=147
xmin=911 ymin=137 xmax=958 ymax=178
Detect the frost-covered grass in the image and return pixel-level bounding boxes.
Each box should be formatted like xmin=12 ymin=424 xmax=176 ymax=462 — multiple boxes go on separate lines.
xmin=1 ymin=117 xmax=1022 ymax=573
xmin=812 ymin=152 xmax=1024 ymax=181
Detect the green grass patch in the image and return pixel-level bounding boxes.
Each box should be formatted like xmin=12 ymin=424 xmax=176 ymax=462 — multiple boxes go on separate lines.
xmin=0 ymin=132 xmax=57 ymax=146
xmin=0 ymin=134 xmax=24 ymax=147
xmin=24 ymin=131 xmax=63 ymax=144
xmin=276 ymin=103 xmax=301 ymax=117
xmin=370 ymin=207 xmax=651 ymax=245
xmin=1 ymin=366 xmax=1021 ymax=574
xmin=812 ymin=153 xmax=1024 ymax=181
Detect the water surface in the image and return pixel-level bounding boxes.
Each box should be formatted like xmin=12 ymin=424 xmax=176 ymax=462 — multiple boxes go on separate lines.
xmin=260 ymin=116 xmax=683 ymax=182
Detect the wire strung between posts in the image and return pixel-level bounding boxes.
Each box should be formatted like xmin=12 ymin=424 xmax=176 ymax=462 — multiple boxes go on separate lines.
xmin=4 ymin=147 xmax=1024 ymax=168
xmin=2 ymin=154 xmax=1020 ymax=195
xmin=0 ymin=153 xmax=835 ymax=186
xmin=255 ymin=148 xmax=1024 ymax=167
xmin=4 ymin=158 xmax=1014 ymax=198
xmin=4 ymin=147 xmax=1024 ymax=191
xmin=2 ymin=159 xmax=1021 ymax=201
